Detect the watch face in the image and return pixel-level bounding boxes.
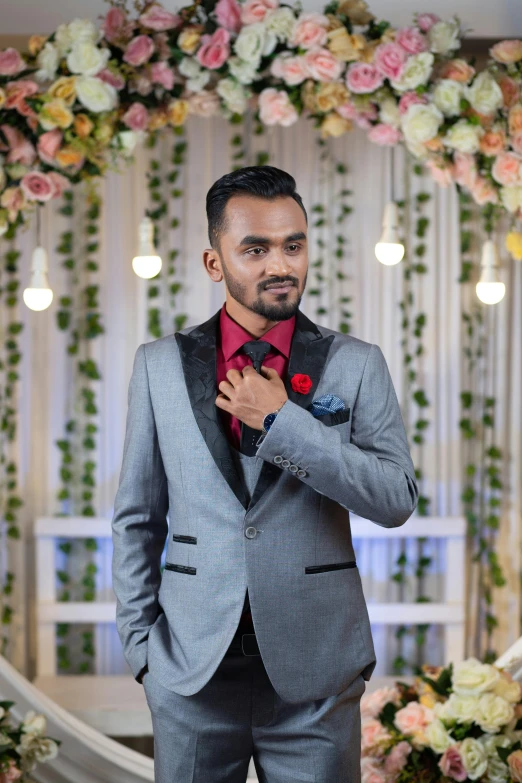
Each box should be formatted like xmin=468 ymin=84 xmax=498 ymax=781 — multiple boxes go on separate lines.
xmin=264 ymin=412 xmax=277 ymax=430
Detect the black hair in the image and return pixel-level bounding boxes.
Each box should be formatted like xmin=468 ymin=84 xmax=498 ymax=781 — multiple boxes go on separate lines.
xmin=205 ymin=165 xmax=307 ymax=252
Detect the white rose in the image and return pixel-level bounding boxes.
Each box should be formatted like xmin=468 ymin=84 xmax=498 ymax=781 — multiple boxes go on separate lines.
xmin=22 ymin=711 xmax=47 ymax=736
xmin=401 ymin=102 xmax=443 ymax=144
xmin=406 ymin=139 xmax=430 ymax=159
xmin=76 ymin=76 xmax=117 ymax=112
xmin=444 ymin=692 xmax=481 ymax=723
xmin=433 ymin=78 xmax=464 ymax=116
xmin=66 ymin=41 xmax=110 ymax=76
xmin=178 ymin=56 xmax=201 ymax=78
xmin=464 ymin=71 xmax=504 ymax=115
xmin=379 ymin=97 xmax=401 ymax=128
xmin=54 ymin=23 xmax=74 ymax=56
xmin=264 ymin=7 xmax=297 ymax=42
xmin=115 ymin=130 xmax=145 ymax=156
xmin=68 ymin=19 xmax=100 ymax=44
xmin=216 ymin=77 xmax=251 ymax=115
xmin=427 ymin=17 xmax=461 ymax=55
xmin=501 ymin=185 xmax=522 ymax=212
xmin=36 ymin=42 xmax=59 ymax=82
xmin=186 ymin=70 xmax=211 ymax=93
xmin=443 ymin=119 xmax=483 ymax=153
xmin=228 ymin=56 xmax=259 ymax=85
xmin=460 ymin=737 xmax=488 ymax=780
xmin=476 ymin=692 xmax=515 ymax=733
xmin=480 ymin=731 xmax=512 ymax=780
xmin=390 ymin=52 xmax=434 ymax=92
xmin=234 ymin=23 xmax=277 ymax=67
xmin=493 ymin=675 xmax=522 ymax=703
xmin=425 ymin=718 xmax=455 ymax=753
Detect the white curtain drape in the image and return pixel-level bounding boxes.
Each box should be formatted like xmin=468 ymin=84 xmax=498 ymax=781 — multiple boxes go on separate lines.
xmin=8 ymin=114 xmax=522 ymax=679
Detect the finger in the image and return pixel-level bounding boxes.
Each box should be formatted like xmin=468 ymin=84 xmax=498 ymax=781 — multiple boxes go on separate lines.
xmin=218 ymin=380 xmax=234 ymax=397
xmin=260 ymin=365 xmax=279 ymax=379
xmin=225 ymin=368 xmax=242 ymax=383
xmin=215 ymin=393 xmax=231 ymax=411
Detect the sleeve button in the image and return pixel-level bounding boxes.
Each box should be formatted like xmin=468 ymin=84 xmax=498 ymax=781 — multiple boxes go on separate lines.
xmin=288 ymin=464 xmax=298 ymax=473
xmin=297 ymin=469 xmax=307 ymax=477
xmin=274 ymin=455 xmax=283 ymax=464
xmin=281 ymin=459 xmax=291 ymax=468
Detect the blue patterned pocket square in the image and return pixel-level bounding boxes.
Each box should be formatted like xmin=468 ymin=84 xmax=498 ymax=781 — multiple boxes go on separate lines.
xmin=308 ymin=393 xmax=346 ymax=417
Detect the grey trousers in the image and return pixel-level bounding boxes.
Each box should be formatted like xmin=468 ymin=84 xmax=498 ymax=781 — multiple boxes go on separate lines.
xmin=142 ymin=635 xmax=366 ymax=783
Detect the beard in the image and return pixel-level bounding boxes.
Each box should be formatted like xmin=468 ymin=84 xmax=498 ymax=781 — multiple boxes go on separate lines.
xmin=220 ymin=258 xmax=306 ymax=322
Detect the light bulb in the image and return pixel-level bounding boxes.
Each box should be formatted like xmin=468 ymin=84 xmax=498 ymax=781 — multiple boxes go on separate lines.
xmin=132 ymin=216 xmax=162 ymax=279
xmin=375 ymin=201 xmax=405 ymax=266
xmin=23 ymin=246 xmax=53 ymax=311
xmin=476 ymin=239 xmax=505 ymax=305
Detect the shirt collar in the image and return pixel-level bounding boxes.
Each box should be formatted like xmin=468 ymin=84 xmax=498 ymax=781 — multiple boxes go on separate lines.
xmin=219 ymin=301 xmax=296 ymax=361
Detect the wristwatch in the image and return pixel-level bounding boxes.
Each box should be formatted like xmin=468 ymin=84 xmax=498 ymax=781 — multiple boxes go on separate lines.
xmin=255 ymin=402 xmax=286 ymax=447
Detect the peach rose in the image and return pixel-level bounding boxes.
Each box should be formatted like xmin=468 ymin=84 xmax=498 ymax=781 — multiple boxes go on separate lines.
xmin=479 ymin=128 xmax=506 ymax=156
xmin=0 ymin=186 xmax=26 ymax=222
xmin=471 ymin=176 xmax=499 ymax=205
xmin=361 ymin=686 xmax=401 ymax=720
xmin=37 ymin=128 xmax=63 ymax=164
xmin=0 ymin=48 xmax=26 ymax=76
xmin=5 ymin=79 xmax=39 ymax=117
xmin=196 ymin=27 xmax=230 ymax=70
xmin=509 ymin=104 xmax=522 ymax=135
xmin=368 ymin=123 xmax=402 ymax=145
xmin=55 ymin=145 xmax=84 ymax=171
xmin=289 ymin=13 xmax=329 ymax=50
xmin=0 ymin=124 xmax=36 ymax=166
xmin=490 ymin=39 xmax=522 ymax=64
xmin=74 ymin=113 xmax=94 ymax=138
xmin=395 ymin=26 xmax=428 ymax=55
xmin=508 ymin=749 xmax=522 ymax=783
xmin=361 ymin=718 xmax=392 ymax=755
xmin=123 ymin=35 xmax=155 ymax=66
xmin=303 ymin=47 xmax=343 ymax=82
xmin=240 ymin=0 xmax=279 ymax=25
xmin=492 ymin=151 xmax=522 ymax=186
xmin=258 ymin=87 xmax=298 ymax=126
xmin=437 ymin=58 xmax=475 ymax=83
xmin=361 ymin=757 xmax=387 ymax=783
xmin=512 ymin=131 xmax=522 ymax=155
xmin=394 ymin=702 xmax=434 ymax=739
xmin=452 ymin=150 xmax=478 ymax=189
xmin=345 ymin=62 xmax=384 ymax=93
xmin=499 ymin=76 xmax=520 ymax=108
xmin=426 ymin=157 xmax=453 ymax=185
xmin=28 ymin=35 xmax=48 ymax=56
xmin=215 ymin=0 xmax=242 ymax=33
xmin=187 ymin=89 xmax=220 ymax=117
xmin=271 ymin=54 xmax=310 ymax=86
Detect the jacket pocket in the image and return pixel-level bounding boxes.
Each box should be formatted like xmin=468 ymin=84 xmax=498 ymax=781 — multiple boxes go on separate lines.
xmin=164 ymin=562 xmax=197 ymax=575
xmin=316 ymin=408 xmax=351 ymax=427
xmin=172 ymin=533 xmax=197 ymax=544
xmin=305 ymin=560 xmax=357 ymax=574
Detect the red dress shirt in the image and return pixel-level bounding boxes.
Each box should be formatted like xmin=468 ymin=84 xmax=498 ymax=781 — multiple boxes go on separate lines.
xmin=217 ymin=302 xmax=296 ymax=450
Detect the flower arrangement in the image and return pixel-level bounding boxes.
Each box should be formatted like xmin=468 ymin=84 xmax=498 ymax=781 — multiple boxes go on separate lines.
xmin=0 ymin=0 xmax=521 ymax=240
xmin=0 ymin=700 xmax=60 ymax=781
xmin=360 ymin=657 xmax=522 ymax=783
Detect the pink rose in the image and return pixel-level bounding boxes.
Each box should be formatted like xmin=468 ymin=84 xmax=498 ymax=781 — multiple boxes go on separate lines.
xmin=368 ymin=123 xmax=402 ymax=145
xmin=499 ymin=75 xmax=520 ymax=108
xmin=438 ymin=58 xmax=475 ymax=83
xmin=452 ymin=150 xmax=477 ymax=189
xmin=122 ymin=101 xmax=150 ymax=131
xmin=240 ymin=0 xmax=279 ymax=25
xmin=438 ymin=745 xmax=467 ymax=782
xmin=338 ymin=102 xmax=378 ymax=128
xmin=123 ymin=35 xmax=155 ymax=66
xmin=270 ymin=54 xmax=310 ymax=86
xmin=0 ymin=48 xmax=26 ymax=76
xmin=196 ymin=28 xmax=230 ymax=70
xmin=0 ymin=758 xmax=22 ymax=782
xmin=395 ymin=26 xmax=428 ymax=55
xmin=132 ymin=75 xmax=153 ymax=96
xmin=394 ymin=702 xmax=433 ymax=737
xmin=512 ymin=131 xmax=522 ymax=155
xmin=508 ymin=749 xmax=522 ymax=783
xmin=0 ymin=124 xmax=36 ymax=166
xmin=0 ymin=186 xmax=26 ymax=222
xmin=345 ymin=62 xmax=384 ymax=94
xmin=374 ymin=42 xmax=408 ymax=80
xmin=398 ymin=90 xmax=428 ymax=114
xmin=37 ymin=128 xmax=63 ymax=165
xmin=97 ymin=68 xmax=126 ymax=90
xmin=492 ymin=151 xmax=522 ymax=185
xmin=20 ymin=171 xmax=55 ymax=202
xmin=303 ymin=47 xmax=343 ymax=82
xmin=289 ymin=13 xmax=329 ymax=50
xmin=471 ymin=175 xmax=499 ymax=205
xmin=139 ymin=4 xmax=181 ymax=31
xmin=361 ymin=758 xmax=387 ymax=783
xmin=258 ymin=88 xmax=298 ymax=126
xmin=416 ymin=13 xmax=440 ymax=33
xmin=5 ymin=79 xmax=39 ymax=117
xmin=384 ymin=741 xmax=412 ymax=775
xmin=215 ymin=0 xmax=242 ymax=34
xmin=150 ymin=61 xmax=175 ymax=90
xmin=102 ymin=7 xmax=135 ymax=45
xmin=153 ymin=32 xmax=171 ymax=60
xmin=48 ymin=171 xmax=70 ymax=198
xmin=490 ymin=40 xmax=522 ymax=65
xmin=361 ymin=718 xmax=392 ymax=755
xmin=336 ymin=101 xmax=357 ymax=120
xmin=426 ymin=157 xmax=454 ymax=186
xmin=187 ymin=90 xmax=221 ymax=117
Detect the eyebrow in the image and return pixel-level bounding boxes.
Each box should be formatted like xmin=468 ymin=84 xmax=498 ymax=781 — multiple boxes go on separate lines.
xmin=238 ymin=231 xmax=307 ymax=247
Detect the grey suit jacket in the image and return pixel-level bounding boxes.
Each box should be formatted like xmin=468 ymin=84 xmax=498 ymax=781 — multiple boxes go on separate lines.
xmin=111 ymin=307 xmax=418 ymax=704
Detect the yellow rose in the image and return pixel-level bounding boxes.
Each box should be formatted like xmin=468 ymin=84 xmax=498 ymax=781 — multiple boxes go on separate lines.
xmin=148 ymin=108 xmax=169 ymax=131
xmin=0 ymin=88 xmax=5 ymax=109
xmin=74 ymin=113 xmax=94 ymax=138
xmin=300 ymin=80 xmax=318 ymax=112
xmin=178 ymin=27 xmax=202 ymax=55
xmin=28 ymin=35 xmax=48 ymax=56
xmin=48 ymin=76 xmax=77 ymax=107
xmin=506 ymin=230 xmax=522 ymax=261
xmin=39 ymin=98 xmax=74 ymax=130
xmin=320 ymin=113 xmax=353 ymax=138
xmin=167 ymin=99 xmax=189 ymax=127
xmin=336 ymin=0 xmax=374 ymax=25
xmin=358 ymin=39 xmax=381 ymax=64
xmin=325 ymin=14 xmax=344 ymax=32
xmin=55 ymin=145 xmax=84 ymax=170
xmin=327 ymin=28 xmax=366 ymax=62
xmin=94 ymin=117 xmax=115 ymax=145
xmin=316 ymin=82 xmax=351 ymax=112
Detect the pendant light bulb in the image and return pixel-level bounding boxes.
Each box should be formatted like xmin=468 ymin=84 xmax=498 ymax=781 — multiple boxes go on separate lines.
xmin=23 ymin=246 xmax=53 ymax=311
xmin=375 ymin=201 xmax=405 ymax=266
xmin=476 ymin=239 xmax=505 ymax=305
xmin=132 ymin=216 xmax=162 ymax=279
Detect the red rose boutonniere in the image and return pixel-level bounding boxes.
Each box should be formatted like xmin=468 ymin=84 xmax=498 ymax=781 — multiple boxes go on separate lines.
xmin=291 ymin=373 xmax=312 ymax=394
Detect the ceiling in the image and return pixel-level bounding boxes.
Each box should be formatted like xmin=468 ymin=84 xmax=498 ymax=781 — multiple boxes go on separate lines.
xmin=1 ymin=0 xmax=521 ymax=38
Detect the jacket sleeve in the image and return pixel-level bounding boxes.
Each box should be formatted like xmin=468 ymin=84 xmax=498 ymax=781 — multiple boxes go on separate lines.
xmin=111 ymin=343 xmax=169 ymax=682
xmin=255 ymin=343 xmax=418 ymax=527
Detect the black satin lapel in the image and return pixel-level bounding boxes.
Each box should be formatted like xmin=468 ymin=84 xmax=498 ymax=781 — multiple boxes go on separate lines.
xmin=175 ymin=310 xmax=250 ymax=511
xmin=247 ymin=309 xmax=335 ymax=512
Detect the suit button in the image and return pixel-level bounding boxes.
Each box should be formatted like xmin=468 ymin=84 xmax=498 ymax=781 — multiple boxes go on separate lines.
xmin=281 ymin=459 xmax=291 ymax=468
xmin=288 ymin=464 xmax=298 ymax=473
xmin=297 ymin=469 xmax=307 ymax=477
xmin=274 ymin=455 xmax=283 ymax=464
xmin=245 ymin=526 xmax=257 ymax=539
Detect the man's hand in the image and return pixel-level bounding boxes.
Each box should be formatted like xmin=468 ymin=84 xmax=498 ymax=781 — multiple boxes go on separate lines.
xmin=216 ymin=365 xmax=288 ymax=430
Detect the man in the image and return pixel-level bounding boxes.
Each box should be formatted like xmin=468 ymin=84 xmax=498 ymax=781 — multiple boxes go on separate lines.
xmin=112 ymin=165 xmax=418 ymax=782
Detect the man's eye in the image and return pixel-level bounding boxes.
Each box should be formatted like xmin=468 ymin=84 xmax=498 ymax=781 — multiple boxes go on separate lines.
xmin=248 ymin=247 xmax=265 ymax=255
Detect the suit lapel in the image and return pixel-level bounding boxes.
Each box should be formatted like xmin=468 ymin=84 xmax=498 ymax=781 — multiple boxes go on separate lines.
xmin=175 ymin=307 xmax=335 ymax=513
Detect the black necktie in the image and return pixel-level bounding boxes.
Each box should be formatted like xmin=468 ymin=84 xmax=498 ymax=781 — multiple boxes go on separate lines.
xmin=239 ymin=340 xmax=272 ymax=455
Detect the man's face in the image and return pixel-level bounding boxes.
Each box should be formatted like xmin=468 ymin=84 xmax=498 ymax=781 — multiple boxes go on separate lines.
xmin=206 ymin=194 xmax=308 ymax=322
